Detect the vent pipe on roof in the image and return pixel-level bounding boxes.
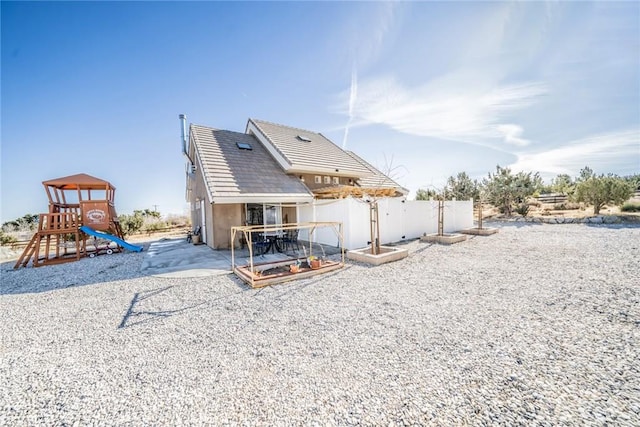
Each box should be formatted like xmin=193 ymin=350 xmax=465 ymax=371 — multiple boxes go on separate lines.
xmin=179 ymin=114 xmax=188 ymax=156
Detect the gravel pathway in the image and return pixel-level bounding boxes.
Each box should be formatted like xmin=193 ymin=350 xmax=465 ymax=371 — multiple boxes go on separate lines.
xmin=1 ymin=223 xmax=639 ymax=425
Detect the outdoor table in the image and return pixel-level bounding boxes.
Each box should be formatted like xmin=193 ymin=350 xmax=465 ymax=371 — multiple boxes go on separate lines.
xmin=262 ymin=231 xmax=284 ymax=253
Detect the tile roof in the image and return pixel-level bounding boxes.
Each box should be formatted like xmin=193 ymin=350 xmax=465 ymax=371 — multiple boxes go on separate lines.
xmin=247 ymin=119 xmax=374 ymax=177
xmin=190 ymin=124 xmax=313 ymax=203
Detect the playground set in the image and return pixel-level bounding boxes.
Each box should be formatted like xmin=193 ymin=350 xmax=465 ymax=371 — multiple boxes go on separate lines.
xmin=14 ymin=173 xmax=143 ymax=269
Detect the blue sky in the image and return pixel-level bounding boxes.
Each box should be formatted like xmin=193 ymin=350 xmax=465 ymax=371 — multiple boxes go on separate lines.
xmin=2 ymin=1 xmax=638 ymax=222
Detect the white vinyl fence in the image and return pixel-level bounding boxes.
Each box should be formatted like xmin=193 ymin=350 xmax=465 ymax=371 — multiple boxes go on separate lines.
xmin=298 ymin=197 xmax=473 ymax=250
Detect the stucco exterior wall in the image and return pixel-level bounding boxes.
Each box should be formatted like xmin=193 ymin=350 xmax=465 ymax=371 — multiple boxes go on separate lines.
xmin=187 ymin=146 xmax=209 ymax=235
xmin=296 ymin=173 xmax=354 ymax=191
xmin=212 ymin=204 xmax=243 ymax=249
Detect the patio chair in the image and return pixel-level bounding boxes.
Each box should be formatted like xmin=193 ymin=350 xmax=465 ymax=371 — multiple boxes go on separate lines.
xmin=281 ymin=229 xmax=300 ymax=253
xmin=251 ymin=232 xmax=270 ymax=256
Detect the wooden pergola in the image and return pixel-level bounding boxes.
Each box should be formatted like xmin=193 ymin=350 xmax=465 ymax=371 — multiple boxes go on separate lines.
xmin=230 ymin=221 xmax=345 ymax=288
xmin=312 ymin=185 xmax=400 ymax=199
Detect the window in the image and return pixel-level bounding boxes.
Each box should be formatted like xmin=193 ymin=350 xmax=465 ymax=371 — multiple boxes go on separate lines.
xmin=315 ymin=176 xmax=322 ymax=184
xmin=333 ymin=177 xmax=340 ymax=185
xmin=246 ymin=204 xmax=263 ymax=225
xmin=297 ymin=135 xmax=312 ymax=142
xmin=236 ymin=142 xmax=253 ymax=150
xmin=264 ymin=205 xmax=282 ymax=226
xmin=324 ymin=176 xmax=331 ymax=184
xmin=246 ymin=204 xmax=282 ymax=226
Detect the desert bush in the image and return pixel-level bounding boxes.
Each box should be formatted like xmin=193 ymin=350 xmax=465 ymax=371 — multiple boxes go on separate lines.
xmin=515 ymin=203 xmax=530 ymax=217
xmin=144 ymin=221 xmax=169 ymax=234
xmin=0 ymin=230 xmax=17 ymax=247
xmin=118 ymin=213 xmax=144 ymax=236
xmin=2 ymin=214 xmax=39 ymax=233
xmin=415 ymin=188 xmax=439 ymax=200
xmin=551 ymin=174 xmax=575 ymax=196
xmin=553 ymin=202 xmax=580 ymax=210
xmin=574 ymin=169 xmax=634 ymax=214
xmin=166 ymin=214 xmax=190 ymax=227
xmin=443 ymin=172 xmax=480 ymax=201
xmin=621 ymin=202 xmax=640 ymax=212
xmin=483 ymin=165 xmax=542 ymax=216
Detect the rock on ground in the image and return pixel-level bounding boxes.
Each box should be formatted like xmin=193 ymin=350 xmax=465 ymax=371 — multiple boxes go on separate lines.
xmin=1 ymin=223 xmax=639 ymax=425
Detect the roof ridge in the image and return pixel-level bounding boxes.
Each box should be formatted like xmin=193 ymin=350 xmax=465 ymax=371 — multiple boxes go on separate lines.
xmin=191 ymin=123 xmax=220 ymax=131
xmin=250 ymin=118 xmax=322 ymax=135
xmin=192 ymin=124 xmax=260 ymax=139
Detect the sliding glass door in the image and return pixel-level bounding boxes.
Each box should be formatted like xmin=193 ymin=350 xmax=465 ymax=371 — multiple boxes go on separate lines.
xmin=246 ymin=203 xmax=282 ymax=226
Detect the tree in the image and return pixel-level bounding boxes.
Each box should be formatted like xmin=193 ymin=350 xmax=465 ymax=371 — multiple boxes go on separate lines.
xmin=134 ymin=209 xmax=161 ymax=220
xmin=577 ymin=166 xmax=595 ymax=182
xmin=0 ymin=230 xmax=18 ymax=247
xmin=574 ymin=173 xmax=634 ymax=215
xmin=551 ymin=174 xmax=575 ymax=195
xmin=118 ymin=212 xmax=144 ymax=236
xmin=483 ymin=165 xmax=542 ymax=216
xmin=415 ymin=188 xmax=438 ymax=200
xmin=443 ymin=172 xmax=480 ymax=201
xmin=623 ymin=174 xmax=640 ymax=192
xmin=2 ymin=214 xmax=39 ymax=233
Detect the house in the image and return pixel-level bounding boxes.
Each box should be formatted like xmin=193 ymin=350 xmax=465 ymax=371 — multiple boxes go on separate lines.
xmin=180 ymin=116 xmax=407 ymax=249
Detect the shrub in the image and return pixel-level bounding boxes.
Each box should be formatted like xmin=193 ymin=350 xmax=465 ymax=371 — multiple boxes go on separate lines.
xmin=2 ymin=214 xmax=39 ymax=233
xmin=621 ymin=202 xmax=640 ymax=212
xmin=0 ymin=231 xmax=18 ymax=247
xmin=166 ymin=214 xmax=190 ymax=227
xmin=515 ymin=203 xmax=530 ymax=217
xmin=574 ymin=170 xmax=634 ymax=214
xmin=144 ymin=221 xmax=169 ymax=234
xmin=483 ymin=165 xmax=542 ymax=216
xmin=118 ymin=213 xmax=144 ymax=236
xmin=553 ymin=202 xmax=580 ymax=210
xmin=443 ymin=172 xmax=480 ymax=201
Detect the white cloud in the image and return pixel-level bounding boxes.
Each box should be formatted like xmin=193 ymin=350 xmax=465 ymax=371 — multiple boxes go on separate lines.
xmin=509 ymin=130 xmax=640 ymax=176
xmin=342 ymin=64 xmax=358 ymax=149
xmin=341 ymin=2 xmax=402 ymax=149
xmin=335 ymin=2 xmax=553 ymax=150
xmin=350 ymin=1 xmax=402 ymax=67
xmin=339 ymin=75 xmax=546 ymax=149
xmin=497 ymin=124 xmax=530 ymax=146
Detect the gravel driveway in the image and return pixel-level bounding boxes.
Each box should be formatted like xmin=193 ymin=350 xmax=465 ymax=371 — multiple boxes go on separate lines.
xmin=1 ymin=223 xmax=638 ymax=425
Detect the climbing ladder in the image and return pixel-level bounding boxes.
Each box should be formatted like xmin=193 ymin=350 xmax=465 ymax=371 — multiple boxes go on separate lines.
xmin=14 ymin=212 xmax=86 ymax=268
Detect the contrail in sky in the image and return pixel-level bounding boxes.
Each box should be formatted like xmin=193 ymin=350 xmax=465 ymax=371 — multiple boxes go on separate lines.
xmin=342 ymin=64 xmax=358 ymax=149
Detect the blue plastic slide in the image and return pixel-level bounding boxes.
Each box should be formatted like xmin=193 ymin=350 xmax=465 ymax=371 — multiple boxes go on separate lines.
xmin=79 ymin=226 xmax=143 ymax=252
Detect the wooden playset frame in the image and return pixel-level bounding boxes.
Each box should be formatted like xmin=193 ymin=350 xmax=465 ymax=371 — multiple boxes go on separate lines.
xmin=14 ymin=174 xmax=129 ymax=268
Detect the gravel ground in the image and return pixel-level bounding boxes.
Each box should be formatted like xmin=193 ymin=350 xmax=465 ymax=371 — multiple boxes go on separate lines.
xmin=1 ymin=223 xmax=639 ymax=426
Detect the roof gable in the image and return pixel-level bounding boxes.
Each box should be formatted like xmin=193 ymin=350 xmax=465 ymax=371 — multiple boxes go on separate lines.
xmin=247 ymin=119 xmax=373 ymax=178
xmin=190 ymin=124 xmax=313 ymax=203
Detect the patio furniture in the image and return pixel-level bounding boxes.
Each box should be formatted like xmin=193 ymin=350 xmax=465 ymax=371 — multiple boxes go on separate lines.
xmin=251 ymin=232 xmax=270 ymax=255
xmin=281 ymin=229 xmax=300 ymax=253
xmin=262 ymin=231 xmax=284 ymax=254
